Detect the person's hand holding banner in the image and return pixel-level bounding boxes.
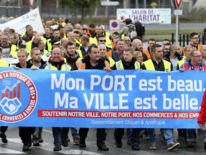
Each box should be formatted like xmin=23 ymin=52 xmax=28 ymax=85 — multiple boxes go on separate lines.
xmin=199 ymin=123 xmax=206 ymax=131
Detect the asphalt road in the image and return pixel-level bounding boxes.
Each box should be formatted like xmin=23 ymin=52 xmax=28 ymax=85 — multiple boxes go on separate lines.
xmin=1 ymin=127 xmax=206 ymax=155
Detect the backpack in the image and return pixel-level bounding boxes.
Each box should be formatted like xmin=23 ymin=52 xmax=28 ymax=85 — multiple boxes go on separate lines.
xmin=135 ymin=21 xmax=145 ymax=37
xmin=127 ymin=24 xmax=137 ymax=39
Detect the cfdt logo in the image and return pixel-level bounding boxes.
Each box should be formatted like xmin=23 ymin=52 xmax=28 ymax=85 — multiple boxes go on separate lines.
xmin=0 ymin=71 xmax=37 ymax=122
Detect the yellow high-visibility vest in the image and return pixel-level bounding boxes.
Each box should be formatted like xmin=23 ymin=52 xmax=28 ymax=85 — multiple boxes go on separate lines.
xmin=143 ymin=59 xmax=171 ymax=72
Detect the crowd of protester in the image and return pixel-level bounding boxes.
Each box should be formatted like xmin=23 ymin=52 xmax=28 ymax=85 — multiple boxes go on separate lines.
xmin=0 ymin=16 xmax=206 ymax=152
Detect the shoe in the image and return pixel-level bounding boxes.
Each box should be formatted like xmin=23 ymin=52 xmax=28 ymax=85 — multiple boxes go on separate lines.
xmin=22 ymin=143 xmax=30 ymax=151
xmin=0 ymin=133 xmax=8 ymax=144
xmin=39 ymin=138 xmax=43 ymax=143
xmin=186 ymin=141 xmax=195 ymax=147
xmin=33 ymin=138 xmax=40 ymax=146
xmin=131 ymin=144 xmax=140 ymax=150
xmin=79 ymin=138 xmax=86 ymax=148
xmin=149 ymin=143 xmax=157 ymax=150
xmin=2 ymin=137 xmax=8 ymax=143
xmin=73 ymin=137 xmax=80 ymax=145
xmin=98 ymin=143 xmax=109 ymax=151
xmin=167 ymin=142 xmax=180 ymax=151
xmin=61 ymin=138 xmax=68 ymax=147
xmin=53 ymin=144 xmax=62 ymax=151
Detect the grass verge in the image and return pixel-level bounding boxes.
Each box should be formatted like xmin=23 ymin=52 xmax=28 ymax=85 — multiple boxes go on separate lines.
xmin=145 ymin=29 xmax=203 ymax=35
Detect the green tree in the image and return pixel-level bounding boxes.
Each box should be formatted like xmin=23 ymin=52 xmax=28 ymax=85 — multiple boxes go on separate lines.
xmin=59 ymin=0 xmax=100 ymax=23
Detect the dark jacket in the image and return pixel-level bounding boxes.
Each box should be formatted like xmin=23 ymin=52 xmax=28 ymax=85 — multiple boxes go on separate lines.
xmin=27 ymin=59 xmax=47 ymax=69
xmin=112 ymin=57 xmax=137 ymax=70
xmin=82 ymin=55 xmax=106 ymax=69
xmin=79 ymin=46 xmax=88 ymax=57
xmin=15 ymin=61 xmax=33 ymax=68
xmin=64 ymin=52 xmax=80 ymax=70
xmin=142 ymin=59 xmax=173 ymax=71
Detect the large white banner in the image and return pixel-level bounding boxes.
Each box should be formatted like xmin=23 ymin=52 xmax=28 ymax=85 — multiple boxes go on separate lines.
xmin=117 ymin=8 xmax=171 ymax=24
xmin=0 ymin=8 xmax=44 ymax=34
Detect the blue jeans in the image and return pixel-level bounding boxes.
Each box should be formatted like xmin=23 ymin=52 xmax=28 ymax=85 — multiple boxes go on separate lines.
xmin=186 ymin=129 xmax=196 ymax=142
xmin=203 ymin=131 xmax=206 ymax=142
xmin=162 ymin=129 xmax=174 ymax=145
xmin=70 ymin=128 xmax=80 ymax=138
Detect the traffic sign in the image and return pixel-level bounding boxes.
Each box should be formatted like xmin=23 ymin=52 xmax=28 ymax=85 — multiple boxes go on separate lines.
xmin=174 ymin=9 xmax=183 ymax=15
xmin=175 ymin=0 xmax=182 ymax=9
xmin=101 ymin=1 xmax=119 ymax=6
xmin=109 ymin=20 xmax=120 ymax=30
xmin=29 ymin=0 xmax=34 ymax=9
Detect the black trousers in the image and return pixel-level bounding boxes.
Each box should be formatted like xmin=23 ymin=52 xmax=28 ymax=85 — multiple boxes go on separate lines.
xmin=19 ymin=127 xmax=35 ymax=144
xmin=79 ymin=128 xmax=106 ymax=146
xmin=114 ymin=128 xmax=141 ymax=146
xmin=0 ymin=126 xmax=8 ymax=134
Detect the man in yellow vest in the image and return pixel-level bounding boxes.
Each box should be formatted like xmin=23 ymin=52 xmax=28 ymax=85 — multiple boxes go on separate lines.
xmin=95 ymin=25 xmax=112 ymax=48
xmin=113 ymin=47 xmax=140 ymax=70
xmin=98 ymin=44 xmax=115 ymax=68
xmin=142 ymin=44 xmax=180 ymax=151
xmin=27 ymin=48 xmax=46 ymax=146
xmin=1 ymin=34 xmax=11 ymax=58
xmin=112 ymin=40 xmax=125 ymax=62
xmin=52 ymin=29 xmax=61 ymax=42
xmin=77 ymin=44 xmax=110 ymax=151
xmin=113 ymin=48 xmax=141 ymax=150
xmin=88 ymin=24 xmax=96 ymax=45
xmin=28 ymin=47 xmax=47 ymax=69
xmin=190 ymin=32 xmax=201 ymax=50
xmin=145 ymin=38 xmax=156 ymax=59
xmin=37 ymin=40 xmax=49 ymax=56
xmin=97 ymin=34 xmax=112 ymax=58
xmin=79 ymin=35 xmax=90 ymax=58
xmin=41 ymin=27 xmax=52 ymax=52
xmin=22 ymin=25 xmax=33 ymax=42
xmin=10 ymin=33 xmax=20 ymax=58
xmin=45 ymin=47 xmax=71 ymax=151
xmin=73 ymin=30 xmax=82 ymax=47
xmin=132 ymin=38 xmax=148 ymax=61
xmin=58 ymin=17 xmax=66 ymax=27
xmin=164 ymin=44 xmax=182 ymax=71
xmin=64 ymin=41 xmax=81 ymax=70
xmin=22 ymin=25 xmax=34 ymax=52
xmin=59 ymin=25 xmax=66 ymax=39
xmin=67 ymin=31 xmax=76 ymax=43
